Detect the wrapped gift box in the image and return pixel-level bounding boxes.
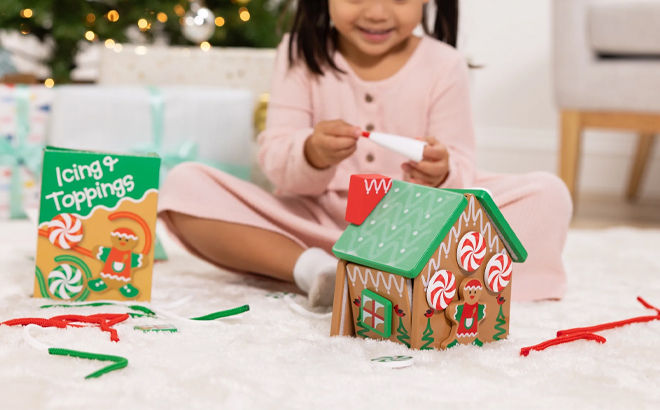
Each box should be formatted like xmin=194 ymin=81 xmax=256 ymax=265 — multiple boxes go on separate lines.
xmin=0 ymin=166 xmax=40 ymax=219
xmin=0 ymin=85 xmax=53 ymax=219
xmin=98 ymin=46 xmax=275 ymax=98
xmin=48 ymin=85 xmax=254 ymax=180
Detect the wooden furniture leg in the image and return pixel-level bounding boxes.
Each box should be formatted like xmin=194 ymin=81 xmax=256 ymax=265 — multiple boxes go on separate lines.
xmin=559 ymin=110 xmax=583 ymax=203
xmin=627 ymin=133 xmax=656 ymax=201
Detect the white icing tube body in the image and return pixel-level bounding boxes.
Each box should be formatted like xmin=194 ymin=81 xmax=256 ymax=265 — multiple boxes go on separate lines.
xmin=362 ymin=131 xmax=427 ymax=162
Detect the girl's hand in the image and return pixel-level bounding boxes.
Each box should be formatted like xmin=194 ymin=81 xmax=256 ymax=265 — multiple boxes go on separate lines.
xmin=401 ymin=136 xmax=450 ymax=187
xmin=304 ymin=120 xmax=361 ymax=169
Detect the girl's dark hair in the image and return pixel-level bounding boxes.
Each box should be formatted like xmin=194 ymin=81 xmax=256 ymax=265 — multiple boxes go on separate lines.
xmin=287 ymin=0 xmax=459 ymax=75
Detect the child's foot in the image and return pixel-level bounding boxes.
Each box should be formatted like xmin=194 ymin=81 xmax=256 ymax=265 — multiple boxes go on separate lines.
xmin=308 ymin=267 xmax=336 ymax=307
xmin=293 ymin=247 xmax=338 ymax=307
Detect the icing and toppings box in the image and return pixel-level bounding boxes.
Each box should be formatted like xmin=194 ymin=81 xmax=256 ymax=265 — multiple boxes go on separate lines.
xmin=34 ymin=147 xmax=160 ymax=302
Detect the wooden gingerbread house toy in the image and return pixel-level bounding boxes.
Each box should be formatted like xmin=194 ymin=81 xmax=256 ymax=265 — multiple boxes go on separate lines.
xmin=330 ymin=174 xmax=527 ymax=349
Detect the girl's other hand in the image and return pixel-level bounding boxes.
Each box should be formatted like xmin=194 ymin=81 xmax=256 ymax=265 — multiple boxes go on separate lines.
xmin=304 ymin=120 xmax=361 ymax=169
xmin=401 ymin=136 xmax=449 ymax=187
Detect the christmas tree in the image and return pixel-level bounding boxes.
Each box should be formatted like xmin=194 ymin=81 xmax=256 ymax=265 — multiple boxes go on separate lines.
xmin=393 ymin=305 xmax=410 ymax=347
xmin=493 ymin=295 xmax=507 ymax=340
xmin=355 ymin=311 xmax=370 ymax=338
xmin=396 ymin=317 xmax=410 ymax=348
xmin=0 ymin=0 xmax=289 ymax=83
xmin=353 ymin=297 xmax=369 ymax=338
xmin=420 ymin=309 xmax=435 ymax=350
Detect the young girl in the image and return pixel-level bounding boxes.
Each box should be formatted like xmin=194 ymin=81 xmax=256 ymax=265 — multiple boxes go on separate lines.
xmin=158 ymin=0 xmax=572 ymax=306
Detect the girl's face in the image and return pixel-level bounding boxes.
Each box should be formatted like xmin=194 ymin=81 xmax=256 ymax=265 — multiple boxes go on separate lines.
xmin=329 ymin=0 xmax=428 ymax=57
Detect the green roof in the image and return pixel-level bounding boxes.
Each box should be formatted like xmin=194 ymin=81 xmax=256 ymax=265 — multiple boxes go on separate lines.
xmin=332 ymin=180 xmax=467 ymax=278
xmin=444 ymin=189 xmax=527 ymax=263
xmin=332 ymin=182 xmax=529 ymax=279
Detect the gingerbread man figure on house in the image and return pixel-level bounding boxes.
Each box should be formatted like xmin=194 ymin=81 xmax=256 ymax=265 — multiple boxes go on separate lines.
xmin=442 ymin=278 xmax=488 ymax=348
xmin=88 ymin=227 xmax=149 ymax=298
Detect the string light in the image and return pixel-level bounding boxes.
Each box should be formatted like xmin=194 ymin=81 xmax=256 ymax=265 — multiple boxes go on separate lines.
xmin=20 ymin=9 xmax=33 ymax=18
xmin=239 ymin=8 xmax=250 ymax=22
xmin=86 ymin=13 xmax=95 ymax=23
xmin=20 ymin=24 xmax=29 ymax=34
xmin=174 ymin=5 xmax=185 ymax=17
xmin=105 ymin=39 xmax=115 ymax=49
xmin=44 ymin=78 xmax=54 ymax=88
xmin=114 ymin=43 xmax=123 ymax=53
xmin=107 ymin=10 xmax=119 ymax=22
xmin=85 ymin=31 xmax=95 ymax=41
xmin=215 ymin=17 xmax=225 ymax=27
xmin=137 ymin=18 xmax=148 ymax=30
xmin=157 ymin=12 xmax=168 ymax=23
xmin=200 ymin=41 xmax=211 ymax=51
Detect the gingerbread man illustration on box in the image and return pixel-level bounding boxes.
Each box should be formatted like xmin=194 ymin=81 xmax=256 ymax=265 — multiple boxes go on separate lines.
xmin=88 ymin=227 xmax=149 ymax=298
xmin=442 ymin=278 xmax=487 ymax=348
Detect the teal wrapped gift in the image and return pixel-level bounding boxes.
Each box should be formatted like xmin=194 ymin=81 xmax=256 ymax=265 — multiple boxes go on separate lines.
xmin=0 ymin=85 xmax=51 ymax=219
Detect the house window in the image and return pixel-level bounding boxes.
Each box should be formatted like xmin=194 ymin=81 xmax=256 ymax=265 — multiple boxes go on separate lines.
xmin=361 ymin=289 xmax=392 ymax=338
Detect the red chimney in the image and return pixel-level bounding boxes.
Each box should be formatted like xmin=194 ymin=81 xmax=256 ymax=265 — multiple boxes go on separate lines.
xmin=345 ymin=174 xmax=392 ymax=225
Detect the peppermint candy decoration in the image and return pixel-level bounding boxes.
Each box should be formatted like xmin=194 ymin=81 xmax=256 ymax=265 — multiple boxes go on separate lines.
xmin=457 ymin=231 xmax=486 ymax=272
xmin=47 ymin=213 xmax=83 ymax=250
xmin=371 ymin=356 xmax=414 ymax=369
xmin=484 ymin=253 xmax=513 ymax=292
xmin=48 ymin=264 xmax=84 ymax=300
xmin=426 ymin=270 xmax=456 ymax=310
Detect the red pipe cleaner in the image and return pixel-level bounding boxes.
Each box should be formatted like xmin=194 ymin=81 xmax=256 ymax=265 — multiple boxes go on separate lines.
xmin=520 ymin=333 xmax=606 ymax=357
xmin=1 ymin=313 xmax=130 ymax=342
xmin=556 ymin=297 xmax=660 ymax=337
xmin=520 ymin=297 xmax=659 ymax=357
xmin=557 ymin=315 xmax=660 ymax=337
xmin=637 ymin=296 xmax=660 ymax=314
xmin=0 ymin=318 xmax=72 ymax=329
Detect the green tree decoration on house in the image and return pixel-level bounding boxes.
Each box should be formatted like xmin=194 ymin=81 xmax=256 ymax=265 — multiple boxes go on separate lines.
xmin=353 ymin=296 xmax=369 ymax=338
xmin=493 ymin=294 xmax=507 ymax=341
xmin=420 ymin=309 xmax=435 ymax=350
xmin=393 ymin=305 xmax=410 ymax=348
xmin=0 ymin=0 xmax=290 ymax=83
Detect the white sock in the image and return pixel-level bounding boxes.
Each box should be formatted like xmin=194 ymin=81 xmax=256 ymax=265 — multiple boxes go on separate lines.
xmin=293 ymin=248 xmax=338 ymax=307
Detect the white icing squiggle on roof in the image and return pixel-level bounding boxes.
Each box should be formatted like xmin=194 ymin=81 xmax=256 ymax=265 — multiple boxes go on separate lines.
xmin=364 ymin=178 xmax=392 ymax=195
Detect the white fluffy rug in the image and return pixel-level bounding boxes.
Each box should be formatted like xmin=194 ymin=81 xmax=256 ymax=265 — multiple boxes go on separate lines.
xmin=1 ymin=221 xmax=660 ymax=409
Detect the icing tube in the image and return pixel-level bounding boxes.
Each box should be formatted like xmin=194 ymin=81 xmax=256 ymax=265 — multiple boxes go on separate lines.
xmin=361 ymin=131 xmax=427 ymax=162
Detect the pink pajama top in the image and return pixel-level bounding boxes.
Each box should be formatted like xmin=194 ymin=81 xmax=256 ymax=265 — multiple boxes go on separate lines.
xmin=258 ymin=35 xmax=475 ymax=222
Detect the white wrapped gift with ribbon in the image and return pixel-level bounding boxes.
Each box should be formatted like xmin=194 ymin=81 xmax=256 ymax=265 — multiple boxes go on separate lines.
xmin=47 ymin=85 xmax=254 ymax=181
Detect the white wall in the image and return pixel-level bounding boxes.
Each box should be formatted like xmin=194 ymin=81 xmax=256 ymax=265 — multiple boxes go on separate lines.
xmin=460 ymin=0 xmax=660 ymax=198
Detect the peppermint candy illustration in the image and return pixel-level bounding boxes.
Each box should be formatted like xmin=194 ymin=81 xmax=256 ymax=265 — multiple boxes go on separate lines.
xmin=484 ymin=253 xmax=513 ymax=292
xmin=48 ymin=264 xmax=84 ymax=300
xmin=426 ymin=270 xmax=456 ymax=310
xmin=457 ymin=231 xmax=486 ymax=272
xmin=47 ymin=213 xmax=83 ymax=250
xmin=371 ymin=355 xmax=414 ymax=369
